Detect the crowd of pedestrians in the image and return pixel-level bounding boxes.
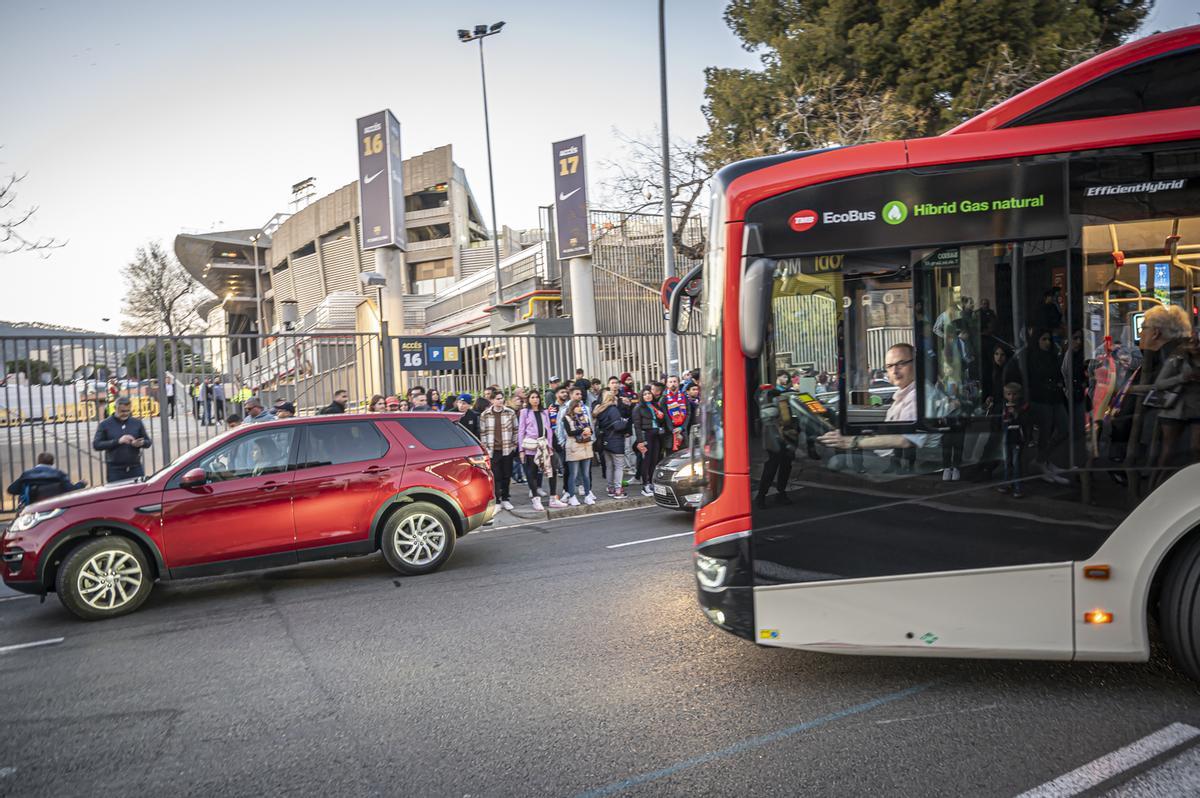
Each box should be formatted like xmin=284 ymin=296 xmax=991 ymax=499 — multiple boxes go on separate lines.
xmin=304 ymin=369 xmax=704 ymax=512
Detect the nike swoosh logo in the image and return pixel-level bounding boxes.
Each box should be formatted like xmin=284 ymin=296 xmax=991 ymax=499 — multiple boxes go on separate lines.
xmin=558 ymin=187 xmax=582 ymax=202
xmin=364 ymin=169 xmax=384 ymax=184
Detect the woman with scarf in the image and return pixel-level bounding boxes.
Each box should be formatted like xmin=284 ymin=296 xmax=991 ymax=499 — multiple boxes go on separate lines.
xmin=561 ymin=398 xmax=597 ymax=505
xmin=632 ymin=387 xmax=667 ymax=497
xmin=518 ymin=391 xmax=560 ymax=510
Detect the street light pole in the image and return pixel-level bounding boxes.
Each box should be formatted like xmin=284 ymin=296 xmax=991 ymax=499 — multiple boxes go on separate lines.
xmin=658 ymin=0 xmax=680 ymax=377
xmin=458 ymin=22 xmax=506 ymax=314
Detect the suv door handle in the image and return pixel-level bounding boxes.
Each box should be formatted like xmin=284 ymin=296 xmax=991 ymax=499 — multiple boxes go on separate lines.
xmin=259 ymin=481 xmax=282 ymax=492
xmin=361 ymin=465 xmax=392 ymax=474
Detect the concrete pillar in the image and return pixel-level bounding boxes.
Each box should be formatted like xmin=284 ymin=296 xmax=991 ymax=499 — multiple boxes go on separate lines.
xmin=568 ymin=256 xmax=597 ymax=334
xmin=568 ymin=256 xmax=598 ymax=375
xmin=373 ymin=247 xmax=407 ymax=334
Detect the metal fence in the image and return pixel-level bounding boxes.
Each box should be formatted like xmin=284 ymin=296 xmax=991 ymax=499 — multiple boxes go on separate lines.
xmin=1 ymin=330 xmax=700 ymax=513
xmin=590 ymin=210 xmax=705 ymax=334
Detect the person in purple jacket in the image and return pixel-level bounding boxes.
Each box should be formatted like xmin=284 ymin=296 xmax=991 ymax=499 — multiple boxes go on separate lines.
xmin=518 ymin=391 xmax=560 ymax=511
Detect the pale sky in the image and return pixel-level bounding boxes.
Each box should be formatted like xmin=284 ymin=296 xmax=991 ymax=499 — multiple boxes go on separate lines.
xmin=2 ymin=0 xmax=1197 ymax=333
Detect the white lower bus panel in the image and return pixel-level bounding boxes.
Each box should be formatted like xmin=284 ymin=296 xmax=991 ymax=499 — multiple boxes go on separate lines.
xmin=1074 ymin=464 xmax=1200 ymax=662
xmin=753 ymin=562 xmax=1074 ymax=660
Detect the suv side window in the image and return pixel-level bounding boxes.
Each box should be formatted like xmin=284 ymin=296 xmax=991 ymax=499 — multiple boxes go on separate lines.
xmin=394 ymin=417 xmax=478 ymax=450
xmin=300 ymin=421 xmax=388 ymax=467
xmin=190 ymin=427 xmax=296 ymax=483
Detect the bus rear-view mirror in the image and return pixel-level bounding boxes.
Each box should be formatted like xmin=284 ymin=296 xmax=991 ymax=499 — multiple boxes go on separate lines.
xmin=670 ymin=263 xmax=703 ymax=334
xmin=740 ymin=257 xmax=776 ymax=358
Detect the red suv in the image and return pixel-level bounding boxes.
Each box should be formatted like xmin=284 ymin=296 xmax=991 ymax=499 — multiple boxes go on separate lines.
xmin=2 ymin=413 xmax=495 ymax=620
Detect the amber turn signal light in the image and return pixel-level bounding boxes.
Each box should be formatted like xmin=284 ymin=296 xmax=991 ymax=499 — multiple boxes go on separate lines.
xmin=1084 ymin=609 xmax=1114 ymax=624
xmin=1083 ymin=564 xmax=1110 ymax=579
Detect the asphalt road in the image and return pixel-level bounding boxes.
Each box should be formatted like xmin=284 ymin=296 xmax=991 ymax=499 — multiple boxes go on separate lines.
xmin=2 ymin=505 xmax=1200 ymax=797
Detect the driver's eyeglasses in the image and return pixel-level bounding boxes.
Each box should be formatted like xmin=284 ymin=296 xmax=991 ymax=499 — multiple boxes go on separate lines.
xmin=884 ymin=358 xmax=913 ymax=371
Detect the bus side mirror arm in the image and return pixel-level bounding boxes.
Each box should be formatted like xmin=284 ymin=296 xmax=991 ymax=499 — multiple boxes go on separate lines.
xmin=670 ymin=263 xmax=703 ymax=334
xmin=740 ymin=257 xmax=775 ymax=358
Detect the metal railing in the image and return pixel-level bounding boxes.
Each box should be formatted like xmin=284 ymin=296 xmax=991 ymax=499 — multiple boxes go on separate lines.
xmin=1 ymin=330 xmax=701 ymax=514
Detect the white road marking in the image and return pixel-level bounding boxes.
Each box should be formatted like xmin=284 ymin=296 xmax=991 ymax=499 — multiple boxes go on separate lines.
xmin=0 ymin=594 xmax=35 ymax=603
xmin=1016 ymin=722 xmax=1200 ymax=797
xmin=0 ymin=637 xmax=64 ymax=654
xmin=606 ymin=531 xmax=693 ymax=549
xmin=0 ymin=767 xmax=15 ymax=778
xmin=1105 ymin=744 xmax=1200 ymax=796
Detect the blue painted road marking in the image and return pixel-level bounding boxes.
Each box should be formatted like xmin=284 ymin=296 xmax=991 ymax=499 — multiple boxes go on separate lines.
xmin=574 ymin=682 xmax=935 ymax=798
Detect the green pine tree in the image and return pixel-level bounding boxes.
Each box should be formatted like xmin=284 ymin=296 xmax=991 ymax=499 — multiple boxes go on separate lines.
xmin=702 ymin=0 xmax=1150 ymax=165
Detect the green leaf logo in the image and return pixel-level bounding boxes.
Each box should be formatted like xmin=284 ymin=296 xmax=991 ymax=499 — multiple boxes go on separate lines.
xmin=883 ymin=201 xmax=908 ymax=225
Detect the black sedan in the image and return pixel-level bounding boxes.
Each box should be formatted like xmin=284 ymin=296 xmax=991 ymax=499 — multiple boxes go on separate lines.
xmin=651 ymin=448 xmax=705 ymax=512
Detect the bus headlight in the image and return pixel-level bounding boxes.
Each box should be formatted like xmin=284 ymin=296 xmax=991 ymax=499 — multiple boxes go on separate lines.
xmin=694 ymin=552 xmax=728 ymax=590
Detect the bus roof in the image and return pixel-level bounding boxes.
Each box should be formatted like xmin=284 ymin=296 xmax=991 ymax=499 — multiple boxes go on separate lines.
xmin=948 ymin=25 xmax=1200 ymax=135
xmin=723 ymin=25 xmax=1200 ymax=222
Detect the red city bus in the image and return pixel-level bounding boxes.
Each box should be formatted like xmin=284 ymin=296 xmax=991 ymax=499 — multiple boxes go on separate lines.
xmin=677 ymin=26 xmax=1200 ymax=676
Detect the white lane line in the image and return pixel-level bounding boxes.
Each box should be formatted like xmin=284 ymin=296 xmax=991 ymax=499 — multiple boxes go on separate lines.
xmin=1105 ymin=744 xmax=1200 ymax=796
xmin=0 ymin=594 xmax=35 ymax=603
xmin=1016 ymin=722 xmax=1200 ymax=797
xmin=606 ymin=531 xmax=693 ymax=549
xmin=0 ymin=637 xmax=64 ymax=654
xmin=0 ymin=767 xmax=15 ymax=778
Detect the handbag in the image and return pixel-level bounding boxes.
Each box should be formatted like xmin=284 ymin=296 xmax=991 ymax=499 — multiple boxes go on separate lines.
xmin=1143 ymin=389 xmax=1180 ymax=409
xmin=522 ymin=436 xmax=543 ymax=450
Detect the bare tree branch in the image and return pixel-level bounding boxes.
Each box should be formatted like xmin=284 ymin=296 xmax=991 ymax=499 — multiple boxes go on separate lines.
xmin=119 ymin=240 xmax=208 ymax=336
xmin=598 ymin=129 xmax=713 ymax=261
xmin=0 ymin=154 xmax=66 ymax=257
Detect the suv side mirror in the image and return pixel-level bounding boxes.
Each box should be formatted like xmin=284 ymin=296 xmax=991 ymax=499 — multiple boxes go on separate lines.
xmin=740 ymin=257 xmax=776 ymax=358
xmin=180 ymin=467 xmax=207 ymax=488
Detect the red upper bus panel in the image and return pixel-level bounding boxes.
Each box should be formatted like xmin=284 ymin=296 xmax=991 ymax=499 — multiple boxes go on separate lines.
xmin=948 ymin=25 xmax=1200 ymax=135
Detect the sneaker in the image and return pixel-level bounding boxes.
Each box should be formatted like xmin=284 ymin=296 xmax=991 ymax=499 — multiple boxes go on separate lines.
xmin=531 ymin=497 xmax=544 ymax=511
xmin=942 ymin=468 xmax=954 ymax=482
xmin=606 ymin=486 xmax=615 ymax=497
xmin=537 ymin=487 xmax=548 ymax=498
xmin=501 ymin=500 xmax=514 ymax=511
xmin=584 ymin=493 xmax=596 ymax=505
xmin=950 ymin=467 xmax=961 ymax=481
xmin=642 ymin=486 xmax=654 ymax=497
xmin=614 ymin=489 xmax=627 ymax=499
xmin=568 ymin=495 xmax=580 ymax=506
xmin=548 ymin=497 xmax=568 ymax=509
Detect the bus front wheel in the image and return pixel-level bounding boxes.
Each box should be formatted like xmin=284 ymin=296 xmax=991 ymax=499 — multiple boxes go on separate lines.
xmin=1159 ymin=533 xmax=1200 ymax=681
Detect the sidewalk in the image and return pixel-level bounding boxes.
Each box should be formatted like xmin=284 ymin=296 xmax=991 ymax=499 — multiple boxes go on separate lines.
xmin=486 ymin=472 xmax=658 ymax=526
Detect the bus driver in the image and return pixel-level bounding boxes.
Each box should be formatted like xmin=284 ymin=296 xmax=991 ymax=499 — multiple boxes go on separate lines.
xmin=817 ymin=343 xmax=940 ymax=475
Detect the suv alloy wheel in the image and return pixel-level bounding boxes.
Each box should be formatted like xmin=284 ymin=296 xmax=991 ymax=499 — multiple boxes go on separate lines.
xmin=380 ymin=503 xmax=456 ymax=576
xmin=56 ymin=536 xmax=152 ymax=620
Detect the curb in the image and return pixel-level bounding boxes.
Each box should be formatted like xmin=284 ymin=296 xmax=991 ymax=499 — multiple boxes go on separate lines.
xmin=545 ymin=495 xmax=656 ymax=520
xmin=486 ymin=495 xmax=657 ymax=526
